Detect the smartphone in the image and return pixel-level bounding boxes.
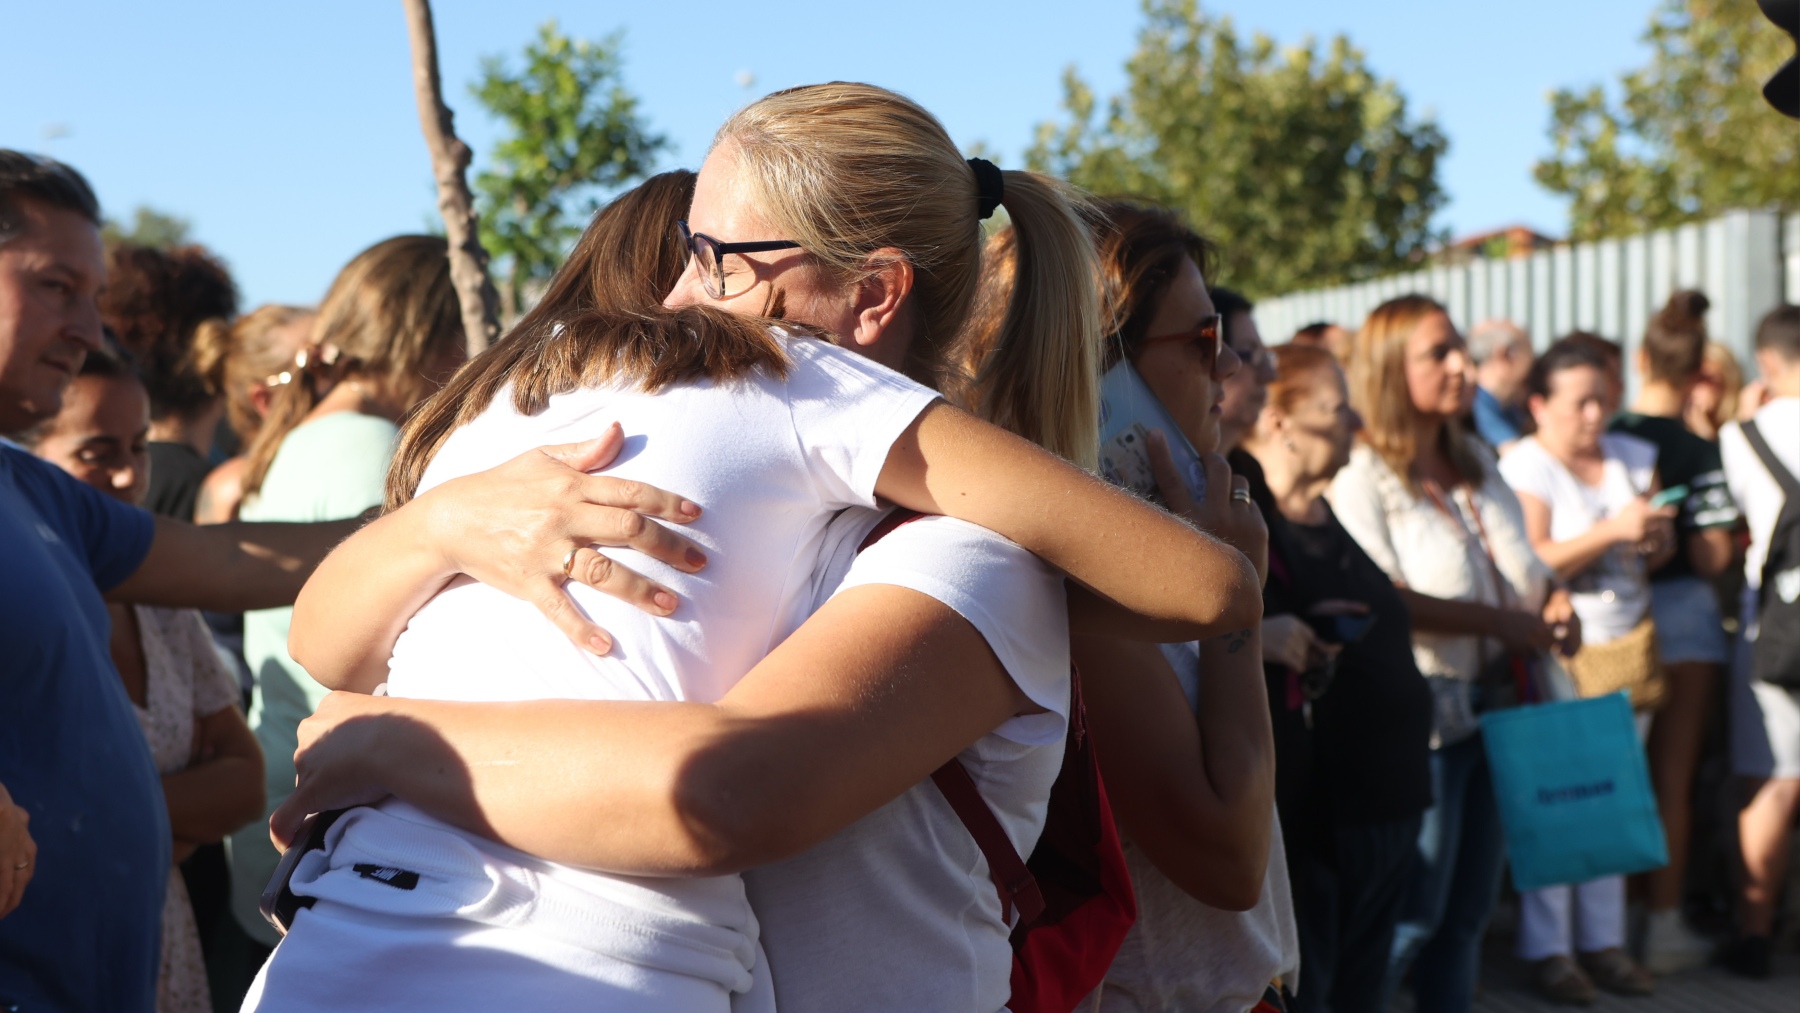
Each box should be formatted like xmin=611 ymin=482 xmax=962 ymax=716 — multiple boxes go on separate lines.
xmin=259 ymin=808 xmax=344 ymax=935
xmin=1098 ymin=358 xmax=1206 ymax=506
xmin=1649 ymin=485 xmax=1688 ymax=510
xmin=1328 ymin=613 xmax=1377 ymax=646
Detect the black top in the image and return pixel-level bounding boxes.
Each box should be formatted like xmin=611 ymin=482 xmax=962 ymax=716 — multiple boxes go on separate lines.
xmin=1609 ymin=412 xmax=1740 ymax=581
xmin=144 ymin=441 xmax=209 ymax=522
xmin=1232 ymin=451 xmax=1433 ymax=836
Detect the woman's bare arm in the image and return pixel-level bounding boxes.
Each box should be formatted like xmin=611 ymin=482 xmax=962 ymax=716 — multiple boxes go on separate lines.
xmin=289 ymin=428 xmax=709 ymax=693
xmin=1075 ymin=631 xmax=1273 ymax=911
xmin=274 ymin=583 xmax=1027 ymax=876
xmin=164 ymin=706 xmax=265 ymax=850
xmin=877 ymin=403 xmax=1262 ymax=642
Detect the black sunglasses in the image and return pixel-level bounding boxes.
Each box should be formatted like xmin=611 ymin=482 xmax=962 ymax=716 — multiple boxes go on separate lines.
xmin=678 ymin=220 xmax=803 ymax=299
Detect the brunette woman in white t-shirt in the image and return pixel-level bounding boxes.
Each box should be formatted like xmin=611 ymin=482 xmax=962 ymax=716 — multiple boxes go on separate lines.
xmin=1496 ymin=338 xmax=1669 ymax=1001
xmin=1327 ymin=296 xmax=1576 ymax=1013
xmin=271 ymin=84 xmax=1266 ymax=1013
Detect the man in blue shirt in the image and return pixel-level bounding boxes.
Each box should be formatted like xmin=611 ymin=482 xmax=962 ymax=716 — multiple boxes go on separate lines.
xmin=1467 ymin=318 xmax=1534 ymax=452
xmin=0 ymin=152 xmax=356 ymax=1012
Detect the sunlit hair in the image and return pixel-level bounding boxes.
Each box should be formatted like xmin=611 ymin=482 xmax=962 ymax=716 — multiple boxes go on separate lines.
xmin=1346 ymin=294 xmax=1484 ymax=489
xmin=718 ymin=82 xmax=1100 ymax=469
xmin=99 ymin=242 xmax=239 ymax=422
xmin=189 ymin=304 xmax=314 ymax=442
xmin=1701 ymin=340 xmax=1744 ymax=425
xmin=242 ymin=235 xmax=464 ymax=498
xmin=1641 ymin=290 xmax=1709 ymax=384
xmin=385 ymin=170 xmax=798 ymax=510
xmin=1079 ymin=199 xmax=1218 ymax=373
xmin=1267 ymin=343 xmax=1343 ymax=417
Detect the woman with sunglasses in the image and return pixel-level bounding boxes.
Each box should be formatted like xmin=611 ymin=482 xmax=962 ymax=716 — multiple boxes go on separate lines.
xmin=262 ymin=86 xmax=1265 ymax=1013
xmin=1003 ymin=200 xmax=1300 ymax=1013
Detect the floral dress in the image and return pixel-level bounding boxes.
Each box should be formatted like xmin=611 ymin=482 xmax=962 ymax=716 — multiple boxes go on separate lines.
xmin=129 ymin=605 xmax=242 ymax=1013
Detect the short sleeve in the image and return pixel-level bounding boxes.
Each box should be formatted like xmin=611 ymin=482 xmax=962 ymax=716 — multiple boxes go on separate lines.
xmin=1 ymin=444 xmax=154 ymax=591
xmin=173 ymin=608 xmax=242 ymax=717
xmin=782 ymin=339 xmax=940 ymax=509
xmin=1497 ymin=440 xmax=1558 ymax=505
xmin=834 ymin=515 xmax=1070 ymax=745
xmin=1327 ymin=451 xmax=1403 ymax=582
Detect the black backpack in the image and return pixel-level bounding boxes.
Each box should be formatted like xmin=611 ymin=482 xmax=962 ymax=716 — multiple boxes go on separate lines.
xmin=1741 ymin=419 xmax=1800 ymax=688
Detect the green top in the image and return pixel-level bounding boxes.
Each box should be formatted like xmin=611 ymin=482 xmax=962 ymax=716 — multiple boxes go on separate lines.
xmin=227 ymin=411 xmax=399 ymax=944
xmin=1609 ymin=411 xmax=1740 ymax=582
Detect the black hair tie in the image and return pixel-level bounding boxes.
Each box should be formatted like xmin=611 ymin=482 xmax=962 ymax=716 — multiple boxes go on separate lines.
xmin=967 ymin=157 xmax=1005 ymax=220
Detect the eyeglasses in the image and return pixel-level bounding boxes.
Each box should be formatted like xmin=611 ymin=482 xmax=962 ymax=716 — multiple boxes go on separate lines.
xmin=1140 ymin=313 xmax=1222 ymax=374
xmin=678 ymin=220 xmax=803 ymax=300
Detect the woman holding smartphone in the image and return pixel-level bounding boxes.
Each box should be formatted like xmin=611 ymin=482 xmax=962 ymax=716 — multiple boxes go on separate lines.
xmin=1499 ymin=337 xmax=1670 ymax=1002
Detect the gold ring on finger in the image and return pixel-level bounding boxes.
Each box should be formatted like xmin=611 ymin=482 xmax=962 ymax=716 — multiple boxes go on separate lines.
xmin=12 ymin=861 xmax=27 ymax=870
xmin=561 ymin=547 xmax=580 ymax=578
xmin=1231 ymin=487 xmax=1252 ymax=503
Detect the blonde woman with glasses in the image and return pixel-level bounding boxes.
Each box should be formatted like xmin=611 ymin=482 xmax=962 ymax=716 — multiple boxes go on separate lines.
xmin=255 ymin=86 xmax=1264 ymax=1013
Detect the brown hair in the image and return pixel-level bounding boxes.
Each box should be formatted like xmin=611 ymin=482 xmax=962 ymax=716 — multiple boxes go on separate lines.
xmin=718 ymin=83 xmax=1100 ymax=468
xmin=189 ymin=304 xmax=315 ymax=442
xmin=1084 ymin=199 xmax=1218 ymax=372
xmin=1755 ymin=304 xmax=1800 ymax=362
xmin=1641 ymin=290 xmax=1709 ymax=385
xmin=98 ymin=242 xmax=239 ymax=421
xmin=385 ymin=170 xmax=794 ymax=510
xmin=1346 ymin=294 xmax=1484 ymax=489
xmin=1267 ymin=343 xmax=1343 ymax=417
xmin=242 ymin=235 xmax=463 ymax=497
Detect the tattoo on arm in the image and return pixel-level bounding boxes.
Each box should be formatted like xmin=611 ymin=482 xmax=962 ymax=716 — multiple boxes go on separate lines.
xmin=1223 ymin=628 xmax=1252 ymax=654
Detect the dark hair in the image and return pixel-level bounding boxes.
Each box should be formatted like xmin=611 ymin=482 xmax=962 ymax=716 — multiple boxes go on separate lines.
xmin=99 ymin=243 xmax=239 ymax=421
xmin=1558 ymin=330 xmax=1622 ymax=367
xmin=1292 ymin=321 xmax=1336 ymax=345
xmin=1210 ymin=286 xmax=1254 ymax=347
xmin=0 ymin=151 xmax=100 ymax=245
xmin=385 ymin=170 xmax=797 ymax=510
xmin=1520 ymin=337 xmax=1614 ymax=433
xmin=1755 ymin=304 xmax=1800 ymax=363
xmin=1641 ymin=290 xmax=1709 ymax=384
xmin=1083 ymin=198 xmax=1219 ymax=371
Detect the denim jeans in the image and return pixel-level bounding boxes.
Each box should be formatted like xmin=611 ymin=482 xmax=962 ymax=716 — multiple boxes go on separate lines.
xmin=1382 ymin=734 xmax=1508 ymax=1013
xmin=1290 ymin=815 xmax=1422 ymax=1013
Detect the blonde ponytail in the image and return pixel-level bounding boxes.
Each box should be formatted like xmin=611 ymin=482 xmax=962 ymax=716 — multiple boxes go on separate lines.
xmin=958 ymin=172 xmax=1099 ymax=469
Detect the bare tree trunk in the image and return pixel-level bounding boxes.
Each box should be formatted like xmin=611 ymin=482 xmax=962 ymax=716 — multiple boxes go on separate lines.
xmin=402 ymin=0 xmax=500 ymax=355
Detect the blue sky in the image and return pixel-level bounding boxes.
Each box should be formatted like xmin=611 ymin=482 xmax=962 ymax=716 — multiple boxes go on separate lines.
xmin=4 ymin=1 xmax=1660 ymax=306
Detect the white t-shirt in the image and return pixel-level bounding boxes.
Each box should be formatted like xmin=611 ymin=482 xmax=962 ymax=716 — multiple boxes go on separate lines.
xmin=267 ymin=336 xmax=939 ymax=1009
xmin=745 ymin=509 xmax=1072 ymax=1013
xmin=1499 ymin=434 xmax=1658 ymax=645
xmin=1720 ymin=398 xmax=1800 ymax=592
xmin=1092 ymin=641 xmax=1300 ymax=1013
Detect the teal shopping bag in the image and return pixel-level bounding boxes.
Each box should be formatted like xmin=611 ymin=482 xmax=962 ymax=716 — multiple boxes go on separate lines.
xmin=1478 ymin=692 xmax=1667 ymax=892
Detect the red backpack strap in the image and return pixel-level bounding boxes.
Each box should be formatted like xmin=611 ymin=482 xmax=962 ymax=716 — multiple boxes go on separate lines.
xmin=857 ymin=507 xmax=1047 ymax=927
xmin=858 ymin=507 xmax=925 ymax=552
xmin=931 ymin=759 xmax=1047 ymax=925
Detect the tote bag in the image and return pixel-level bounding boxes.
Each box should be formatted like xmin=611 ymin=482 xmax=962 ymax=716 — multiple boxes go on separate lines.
xmin=1478 ymin=691 xmax=1667 ymax=891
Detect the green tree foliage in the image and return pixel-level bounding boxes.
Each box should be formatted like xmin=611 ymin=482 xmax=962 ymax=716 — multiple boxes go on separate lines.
xmin=1535 ymin=0 xmax=1800 ymax=242
xmin=102 ymin=206 xmax=191 ymax=249
xmin=471 ymin=21 xmax=666 ymax=317
xmin=1027 ymin=0 xmax=1447 ymax=297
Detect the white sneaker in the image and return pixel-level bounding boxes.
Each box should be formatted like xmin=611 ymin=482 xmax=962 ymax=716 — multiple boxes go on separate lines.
xmin=1641 ymin=909 xmax=1713 ymax=975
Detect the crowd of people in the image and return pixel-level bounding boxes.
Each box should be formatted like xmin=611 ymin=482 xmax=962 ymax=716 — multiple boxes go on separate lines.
xmin=0 ymin=78 xmax=1797 ymax=1013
